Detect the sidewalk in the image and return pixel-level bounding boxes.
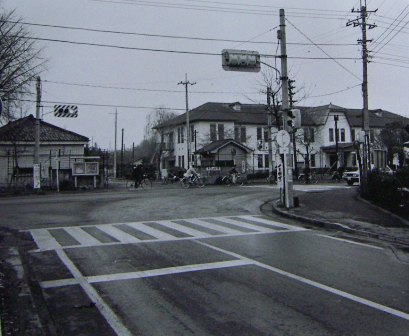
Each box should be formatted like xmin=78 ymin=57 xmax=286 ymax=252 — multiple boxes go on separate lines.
xmin=271 ymin=186 xmax=409 ymax=246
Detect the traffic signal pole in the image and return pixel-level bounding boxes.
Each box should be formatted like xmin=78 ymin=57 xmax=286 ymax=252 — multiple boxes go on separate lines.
xmin=278 ymin=9 xmax=294 ymax=208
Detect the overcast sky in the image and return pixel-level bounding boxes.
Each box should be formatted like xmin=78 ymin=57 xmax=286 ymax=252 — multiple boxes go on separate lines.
xmin=2 ymin=0 xmax=409 ymax=149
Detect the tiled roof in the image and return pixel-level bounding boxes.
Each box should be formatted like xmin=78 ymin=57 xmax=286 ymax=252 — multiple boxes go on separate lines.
xmin=155 ymin=102 xmax=409 ymax=129
xmin=195 ymin=138 xmax=253 ymax=154
xmin=0 ymin=115 xmax=89 ymax=142
xmin=156 ymin=102 xmax=269 ymax=128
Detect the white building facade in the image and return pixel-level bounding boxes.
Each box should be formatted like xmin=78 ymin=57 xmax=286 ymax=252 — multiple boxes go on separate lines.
xmin=155 ymin=102 xmax=406 ymax=177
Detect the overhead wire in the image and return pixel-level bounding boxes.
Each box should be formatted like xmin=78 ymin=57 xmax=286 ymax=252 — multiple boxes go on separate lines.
xmin=18 ymin=35 xmax=361 ymax=60
xmin=371 ymin=4 xmax=409 ymax=54
xmin=285 ymin=18 xmax=361 ymax=81
xmin=11 ymin=20 xmax=359 ymax=47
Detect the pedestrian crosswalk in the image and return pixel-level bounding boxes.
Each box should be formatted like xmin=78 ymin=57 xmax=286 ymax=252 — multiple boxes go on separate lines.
xmin=27 ymin=215 xmax=306 ymax=251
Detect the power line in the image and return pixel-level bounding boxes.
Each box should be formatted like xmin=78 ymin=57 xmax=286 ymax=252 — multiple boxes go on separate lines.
xmin=91 ymin=0 xmax=354 ymax=17
xmin=307 ymin=84 xmax=361 ymax=98
xmin=285 ymin=18 xmax=361 ymax=81
xmin=7 ymin=98 xmax=186 ymax=111
xmin=12 ymin=20 xmax=358 ymax=47
xmin=42 ymin=79 xmax=260 ymax=95
xmin=9 ymin=20 xmax=275 ymax=45
xmin=21 ymin=35 xmax=361 ymax=60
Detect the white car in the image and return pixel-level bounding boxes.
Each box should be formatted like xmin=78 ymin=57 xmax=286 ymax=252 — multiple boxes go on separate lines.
xmin=342 ymin=169 xmax=360 ymax=186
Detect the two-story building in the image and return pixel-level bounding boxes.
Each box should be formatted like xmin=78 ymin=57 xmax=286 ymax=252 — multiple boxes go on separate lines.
xmin=154 ymin=102 xmax=408 ymax=177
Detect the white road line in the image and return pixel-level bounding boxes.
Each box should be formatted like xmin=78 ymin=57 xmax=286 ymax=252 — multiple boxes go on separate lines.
xmin=197 ymin=241 xmax=409 ymax=322
xmin=30 ymin=229 xmax=61 ymax=250
xmin=86 ymin=259 xmax=252 ymax=284
xmin=127 ymin=222 xmax=176 ymax=240
xmin=64 ymin=227 xmax=102 ymax=246
xmin=55 ymin=249 xmax=132 ymax=336
xmin=186 ymin=218 xmax=244 ymax=235
xmin=240 ymin=215 xmax=307 ymax=231
xmin=41 ymin=278 xmax=79 ymax=289
xmin=98 ymin=225 xmax=140 ymax=244
xmin=317 ymin=234 xmax=384 ymax=250
xmin=215 ymin=217 xmax=276 ymax=233
xmin=156 ymin=220 xmax=210 ymax=238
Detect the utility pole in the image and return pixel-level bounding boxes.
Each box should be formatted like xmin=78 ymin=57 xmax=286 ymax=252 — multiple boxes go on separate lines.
xmin=178 ymin=74 xmax=196 ymax=169
xmin=121 ymin=128 xmax=124 ymax=178
xmin=288 ymin=79 xmax=298 ymax=178
xmin=347 ymin=1 xmax=377 ymax=196
xmin=334 ymin=115 xmax=339 ymax=168
xmin=33 ymin=76 xmax=41 ymax=190
xmin=266 ymin=86 xmax=273 ymax=178
xmin=34 ymin=76 xmax=41 ymax=165
xmin=113 ymin=109 xmax=118 ymax=179
xmin=278 ymin=8 xmax=294 ymax=208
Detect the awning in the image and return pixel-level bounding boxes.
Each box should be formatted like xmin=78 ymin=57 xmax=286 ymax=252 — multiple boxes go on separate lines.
xmin=321 ymin=143 xmax=355 ymax=154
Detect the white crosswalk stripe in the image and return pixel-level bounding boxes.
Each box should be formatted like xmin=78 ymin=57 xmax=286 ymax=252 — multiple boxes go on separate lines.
xmin=26 ymin=215 xmax=307 ymax=251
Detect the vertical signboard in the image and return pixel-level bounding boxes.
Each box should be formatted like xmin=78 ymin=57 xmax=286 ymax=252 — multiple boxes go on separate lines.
xmin=33 ymin=164 xmax=41 ymax=189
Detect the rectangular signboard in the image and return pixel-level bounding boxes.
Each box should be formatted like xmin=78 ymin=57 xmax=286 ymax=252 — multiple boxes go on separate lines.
xmin=72 ymin=162 xmax=99 ymax=176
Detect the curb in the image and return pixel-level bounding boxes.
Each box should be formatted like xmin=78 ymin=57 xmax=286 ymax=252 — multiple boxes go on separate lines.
xmin=269 ymin=199 xmax=409 ymax=246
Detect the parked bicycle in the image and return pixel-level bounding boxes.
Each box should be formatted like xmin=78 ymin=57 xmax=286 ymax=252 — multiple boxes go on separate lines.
xmin=298 ymin=173 xmax=319 ymax=184
xmin=180 ymin=174 xmax=205 ymax=188
xmin=221 ymin=173 xmax=246 ymax=186
xmin=266 ymin=174 xmax=276 ymax=184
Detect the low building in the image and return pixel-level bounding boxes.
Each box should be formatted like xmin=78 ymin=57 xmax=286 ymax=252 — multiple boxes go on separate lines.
xmin=154 ymin=102 xmax=409 ymax=177
xmin=0 ymin=114 xmax=89 ymax=189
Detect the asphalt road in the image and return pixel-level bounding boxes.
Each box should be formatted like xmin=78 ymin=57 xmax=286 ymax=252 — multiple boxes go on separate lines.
xmin=1 ymin=184 xmax=409 ymax=335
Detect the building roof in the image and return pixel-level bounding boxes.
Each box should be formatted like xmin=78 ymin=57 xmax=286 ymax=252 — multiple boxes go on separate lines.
xmin=155 ymin=102 xmax=409 ymax=129
xmin=0 ymin=115 xmax=89 ymax=143
xmin=155 ymin=102 xmax=269 ymax=128
xmin=195 ymin=138 xmax=253 ymax=154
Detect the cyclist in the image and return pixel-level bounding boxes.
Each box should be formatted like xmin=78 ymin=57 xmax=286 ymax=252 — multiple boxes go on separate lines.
xmin=185 ymin=165 xmax=199 ymax=183
xmin=228 ymin=166 xmax=239 ymax=184
xmin=132 ymin=164 xmax=144 ymax=188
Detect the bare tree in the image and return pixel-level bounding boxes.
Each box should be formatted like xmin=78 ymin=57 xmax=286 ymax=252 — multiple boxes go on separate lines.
xmin=144 ymin=106 xmax=178 ymax=140
xmin=0 ymin=10 xmax=45 ymax=123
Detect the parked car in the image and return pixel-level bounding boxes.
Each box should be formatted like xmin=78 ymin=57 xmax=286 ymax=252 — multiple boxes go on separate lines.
xmin=342 ymin=167 xmax=360 ymax=186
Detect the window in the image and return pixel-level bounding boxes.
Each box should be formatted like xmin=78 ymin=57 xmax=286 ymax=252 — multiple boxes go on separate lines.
xmin=264 ymin=128 xmax=269 ymax=141
xmin=310 ymin=154 xmax=316 ymax=167
xmin=234 ymin=126 xmax=246 ymax=143
xmin=210 ymin=124 xmax=217 ymax=142
xmin=257 ymin=127 xmax=262 ymax=140
xmin=304 ymin=128 xmax=315 ymax=142
xmin=234 ymin=126 xmax=240 ymax=141
xmin=258 ymin=154 xmax=263 ymax=168
xmin=190 ymin=125 xmax=195 ymax=142
xmin=264 ymin=154 xmax=270 ymax=169
xmin=177 ymin=127 xmax=184 ymax=143
xmin=340 ymin=128 xmax=345 ymax=142
xmin=370 ymin=129 xmax=375 ymax=143
xmin=351 ymin=129 xmax=356 ymax=142
xmin=329 ymin=128 xmax=334 ymax=142
xmin=168 ymin=132 xmax=174 ymax=150
xmin=218 ymin=124 xmax=225 ymax=140
xmin=240 ymin=127 xmax=246 ymax=142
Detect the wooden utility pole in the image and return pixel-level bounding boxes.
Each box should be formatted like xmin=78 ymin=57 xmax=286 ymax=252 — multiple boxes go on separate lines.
xmin=34 ymin=76 xmax=41 ymax=165
xmin=178 ymin=74 xmax=196 ymax=169
xmin=278 ymin=8 xmax=294 ymax=208
xmin=347 ymin=1 xmax=377 ymax=196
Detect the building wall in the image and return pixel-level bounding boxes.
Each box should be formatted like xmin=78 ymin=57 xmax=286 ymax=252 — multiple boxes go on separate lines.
xmin=158 ymin=108 xmax=389 ymax=174
xmin=0 ymin=143 xmax=85 ymax=187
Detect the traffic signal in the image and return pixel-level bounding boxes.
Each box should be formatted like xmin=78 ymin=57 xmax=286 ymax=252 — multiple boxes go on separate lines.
xmin=257 ymin=140 xmax=263 ymax=150
xmin=287 ymin=109 xmax=301 ymax=129
xmin=222 ymin=49 xmax=260 ymax=72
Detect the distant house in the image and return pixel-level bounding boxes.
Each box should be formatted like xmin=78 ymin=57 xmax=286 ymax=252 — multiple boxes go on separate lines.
xmin=154 ymin=102 xmax=409 ymax=176
xmin=0 ymin=114 xmax=89 ymax=188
